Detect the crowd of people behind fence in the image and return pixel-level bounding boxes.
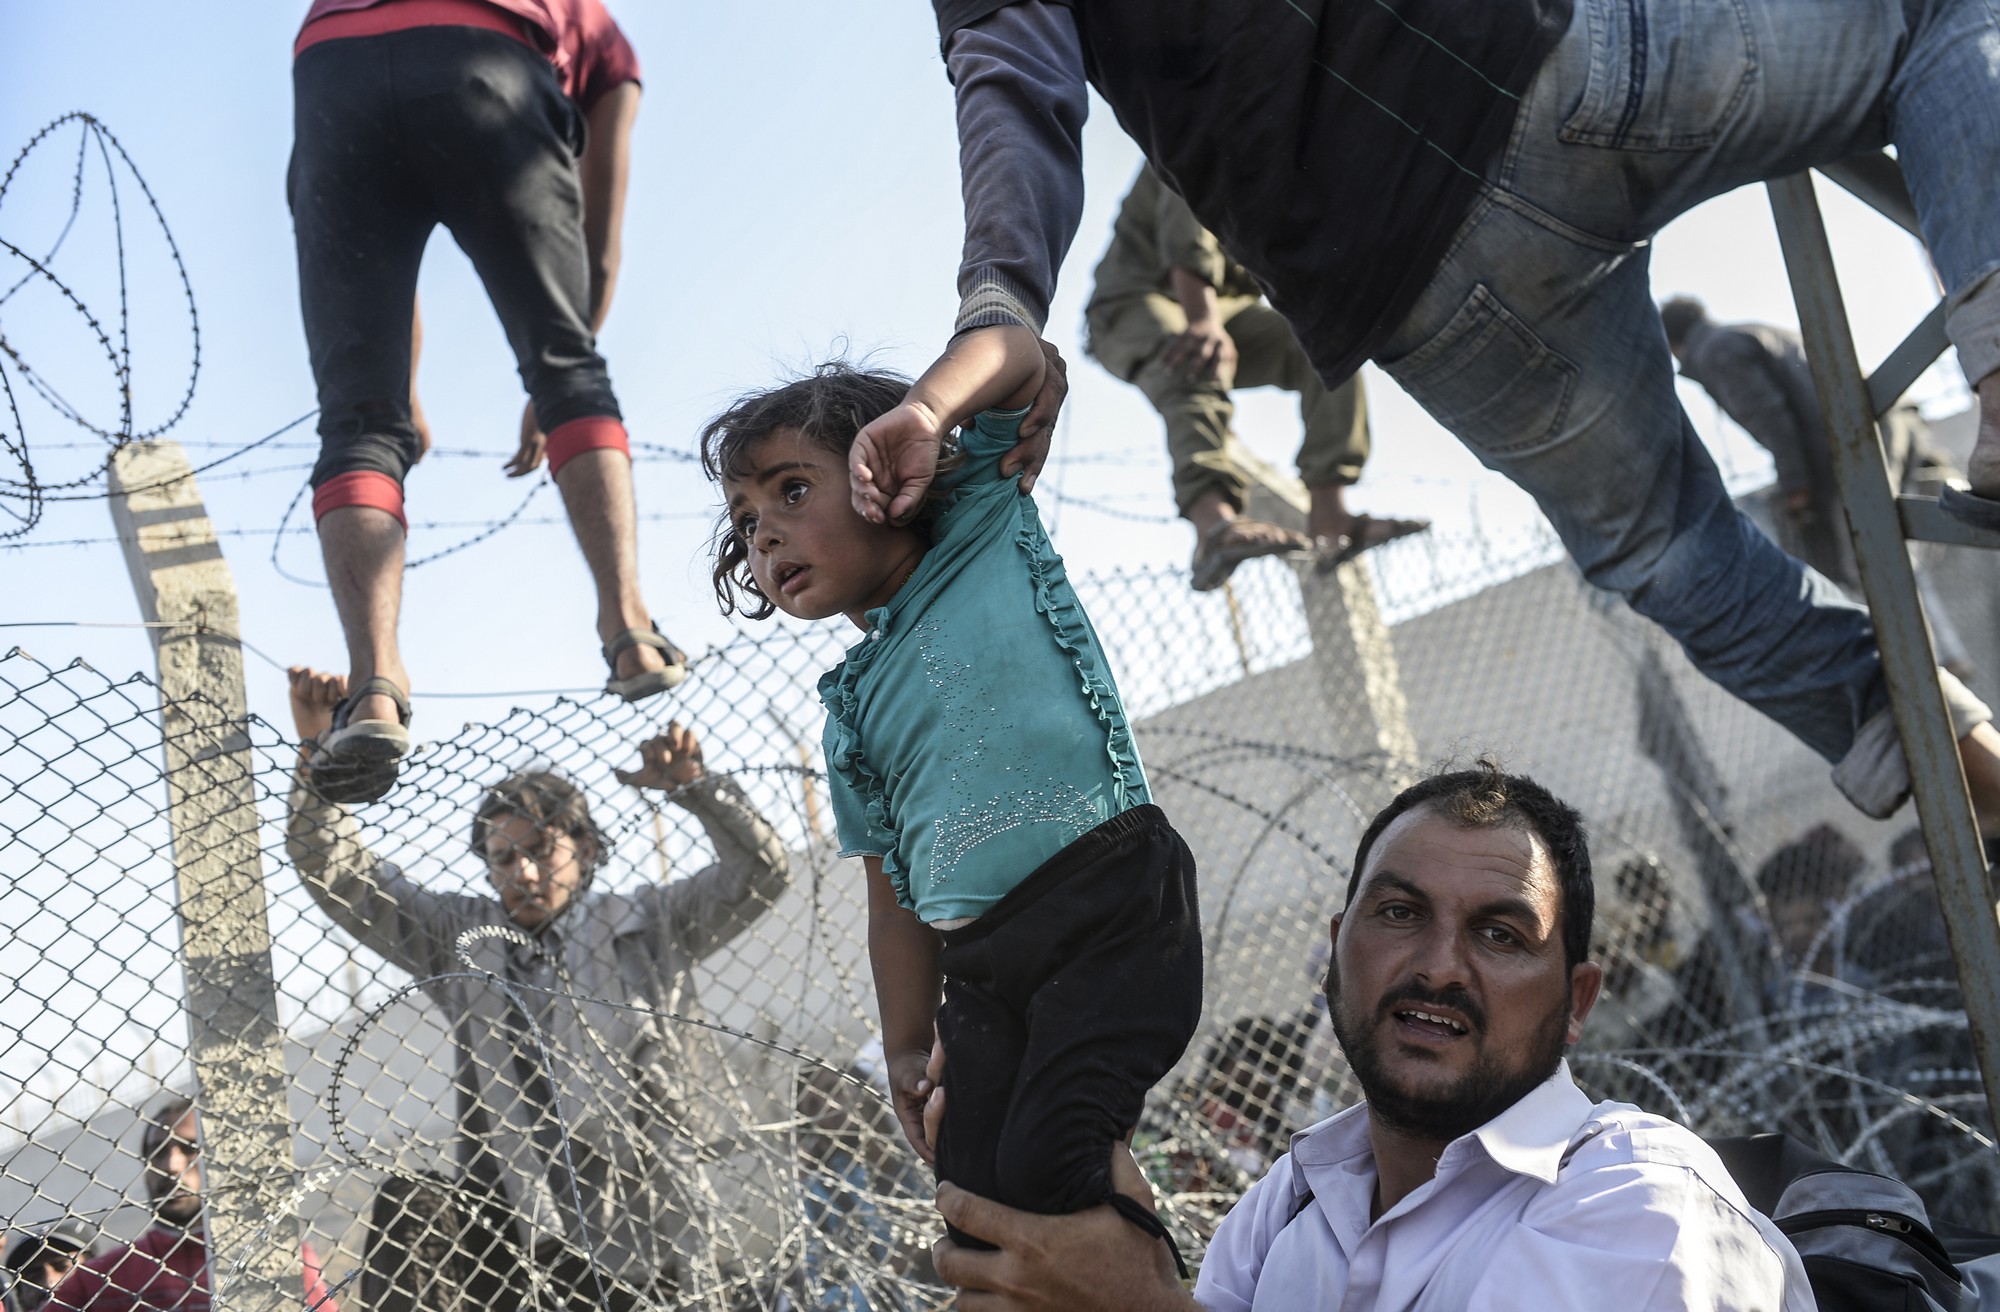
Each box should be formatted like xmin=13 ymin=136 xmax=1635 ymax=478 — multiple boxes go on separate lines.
xmin=12 ymin=0 xmax=2000 ymax=1305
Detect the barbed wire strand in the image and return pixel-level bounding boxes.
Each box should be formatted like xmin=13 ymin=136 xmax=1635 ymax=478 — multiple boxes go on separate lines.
xmin=0 ymin=113 xmax=202 ymax=530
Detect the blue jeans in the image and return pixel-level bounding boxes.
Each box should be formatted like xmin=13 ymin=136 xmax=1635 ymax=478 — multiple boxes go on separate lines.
xmin=1376 ymin=0 xmax=2000 ymax=763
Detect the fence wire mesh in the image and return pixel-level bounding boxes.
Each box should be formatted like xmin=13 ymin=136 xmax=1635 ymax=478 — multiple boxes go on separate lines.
xmin=4 ymin=524 xmax=1998 ymax=1311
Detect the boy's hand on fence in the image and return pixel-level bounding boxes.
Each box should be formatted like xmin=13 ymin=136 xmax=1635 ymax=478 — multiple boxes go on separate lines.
xmin=851 ymin=400 xmax=946 ymax=526
xmin=887 ymin=1044 xmax=940 ymax=1164
xmin=615 ymin=722 xmax=706 ymax=791
xmin=287 ymin=665 xmax=347 ymax=745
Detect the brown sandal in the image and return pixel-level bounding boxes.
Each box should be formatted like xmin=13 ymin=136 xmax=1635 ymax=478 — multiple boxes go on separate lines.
xmin=603 ymin=623 xmax=689 ymax=702
xmin=306 ymin=677 xmax=412 ymax=805
xmin=1190 ymin=518 xmax=1310 ymax=592
xmin=1312 ymin=515 xmax=1431 ymax=574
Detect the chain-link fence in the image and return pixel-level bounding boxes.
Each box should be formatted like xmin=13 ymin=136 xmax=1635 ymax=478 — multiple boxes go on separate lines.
xmin=5 ymin=520 xmax=1998 ymax=1311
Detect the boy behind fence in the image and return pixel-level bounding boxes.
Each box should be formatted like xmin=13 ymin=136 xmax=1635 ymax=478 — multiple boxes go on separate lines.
xmin=284 ymin=670 xmax=790 ymax=1308
xmin=700 ymin=331 xmax=1203 ymax=1258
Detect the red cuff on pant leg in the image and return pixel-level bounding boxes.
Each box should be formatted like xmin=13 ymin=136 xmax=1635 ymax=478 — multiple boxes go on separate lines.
xmin=312 ymin=471 xmax=408 ymax=531
xmin=545 ymin=416 xmax=629 ymax=478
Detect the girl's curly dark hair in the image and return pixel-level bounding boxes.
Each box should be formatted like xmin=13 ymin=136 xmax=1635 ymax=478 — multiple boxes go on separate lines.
xmin=700 ymin=362 xmax=943 ymax=620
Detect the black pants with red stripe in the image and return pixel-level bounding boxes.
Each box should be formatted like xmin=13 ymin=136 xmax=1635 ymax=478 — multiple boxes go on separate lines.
xmin=290 ymin=26 xmax=621 ymax=493
xmin=934 ymin=804 xmax=1203 ymax=1241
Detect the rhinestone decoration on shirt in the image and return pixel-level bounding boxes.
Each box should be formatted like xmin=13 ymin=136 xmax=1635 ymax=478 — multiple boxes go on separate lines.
xmin=912 ymin=616 xmax=1099 ymax=887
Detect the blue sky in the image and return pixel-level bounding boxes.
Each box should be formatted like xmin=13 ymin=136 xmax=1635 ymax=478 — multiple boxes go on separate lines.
xmin=0 ymin=0 xmax=1973 ymax=1149
xmin=0 ymin=0 xmax=1960 ymax=737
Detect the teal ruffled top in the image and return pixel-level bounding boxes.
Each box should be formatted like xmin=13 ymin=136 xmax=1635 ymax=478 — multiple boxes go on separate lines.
xmin=818 ymin=408 xmax=1150 ymax=922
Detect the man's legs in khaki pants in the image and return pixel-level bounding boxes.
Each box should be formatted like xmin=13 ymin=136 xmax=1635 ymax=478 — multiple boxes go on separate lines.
xmin=1092 ymin=293 xmax=1310 ymax=590
xmin=1223 ymin=304 xmax=1428 ymax=559
xmin=1092 ymin=293 xmax=1428 ymax=588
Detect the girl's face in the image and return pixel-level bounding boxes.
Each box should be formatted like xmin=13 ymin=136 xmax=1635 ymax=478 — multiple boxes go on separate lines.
xmin=723 ymin=429 xmax=928 ymax=628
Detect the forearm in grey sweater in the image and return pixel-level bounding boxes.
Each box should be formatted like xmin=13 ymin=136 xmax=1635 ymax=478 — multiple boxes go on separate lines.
xmin=948 ymin=1 xmax=1089 ymax=337
xmin=673 ymin=774 xmax=792 ymax=915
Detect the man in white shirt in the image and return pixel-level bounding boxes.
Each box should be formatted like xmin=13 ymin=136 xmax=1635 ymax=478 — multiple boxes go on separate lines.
xmin=931 ymin=761 xmax=1817 ymax=1311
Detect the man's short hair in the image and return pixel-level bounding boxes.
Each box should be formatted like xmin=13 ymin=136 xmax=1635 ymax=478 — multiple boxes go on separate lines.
xmin=1659 ymin=296 xmax=1707 ymax=349
xmin=1345 ymin=759 xmax=1594 ymax=969
xmin=468 ymin=770 xmax=607 ymax=880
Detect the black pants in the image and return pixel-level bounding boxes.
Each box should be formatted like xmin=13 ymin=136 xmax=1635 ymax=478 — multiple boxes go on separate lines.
xmin=934 ymin=805 xmax=1203 ymax=1240
xmin=289 ymin=26 xmax=622 ymax=491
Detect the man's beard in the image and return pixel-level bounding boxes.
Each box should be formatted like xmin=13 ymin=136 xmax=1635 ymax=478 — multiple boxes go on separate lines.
xmin=152 ymin=1190 xmax=202 ymax=1227
xmin=1327 ymin=964 xmax=1571 ymax=1142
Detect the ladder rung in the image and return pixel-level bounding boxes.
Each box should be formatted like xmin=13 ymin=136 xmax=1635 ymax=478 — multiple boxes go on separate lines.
xmin=1818 ymin=153 xmax=1922 ymax=236
xmin=1898 ymin=494 xmax=2000 ymax=548
xmin=1866 ymin=301 xmax=1948 ymax=417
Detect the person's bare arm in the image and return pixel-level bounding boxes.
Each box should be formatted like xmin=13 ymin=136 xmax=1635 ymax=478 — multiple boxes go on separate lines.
xmin=865 ymin=856 xmax=945 ymax=1159
xmin=580 ymin=81 xmax=640 ymax=332
xmin=284 ymin=666 xmax=462 ymax=980
xmin=932 ymin=1158 xmax=1195 ymax=1312
xmin=850 ymin=324 xmax=1047 ymax=524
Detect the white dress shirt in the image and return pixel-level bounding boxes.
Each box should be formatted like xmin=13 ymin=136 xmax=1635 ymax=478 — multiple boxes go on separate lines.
xmin=1194 ymin=1061 xmax=1816 ymax=1311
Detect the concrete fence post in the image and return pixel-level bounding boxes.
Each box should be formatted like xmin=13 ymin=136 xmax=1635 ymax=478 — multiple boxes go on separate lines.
xmin=109 ymin=441 xmax=300 ymax=1310
xmin=1235 ymin=445 xmax=1421 ymax=790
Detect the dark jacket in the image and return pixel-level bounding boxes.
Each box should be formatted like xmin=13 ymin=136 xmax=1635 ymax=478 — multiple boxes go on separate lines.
xmin=937 ymin=0 xmax=1572 ymax=385
xmin=1677 ymin=318 xmax=1832 ymax=502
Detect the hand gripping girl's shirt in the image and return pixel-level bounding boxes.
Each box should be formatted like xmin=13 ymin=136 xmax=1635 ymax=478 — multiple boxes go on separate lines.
xmin=701 ymin=334 xmax=1202 ymax=1260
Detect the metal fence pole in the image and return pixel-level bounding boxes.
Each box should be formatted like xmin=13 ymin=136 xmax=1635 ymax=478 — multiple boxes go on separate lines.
xmin=1767 ymin=173 xmax=2000 ymax=1136
xmin=108 ymin=441 xmax=301 ymax=1309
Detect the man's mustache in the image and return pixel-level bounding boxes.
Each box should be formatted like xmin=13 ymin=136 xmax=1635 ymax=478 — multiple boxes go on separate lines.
xmin=1375 ymin=982 xmax=1484 ymax=1035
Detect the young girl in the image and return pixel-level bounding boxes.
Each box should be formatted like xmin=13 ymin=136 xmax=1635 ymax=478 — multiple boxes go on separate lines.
xmin=701 ymin=329 xmax=1202 ymax=1255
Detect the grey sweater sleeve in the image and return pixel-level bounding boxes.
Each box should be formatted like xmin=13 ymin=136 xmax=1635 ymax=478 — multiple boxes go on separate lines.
xmin=650 ymin=774 xmax=792 ymax=963
xmin=947 ymin=2 xmax=1089 ymax=337
xmin=284 ymin=776 xmax=468 ymax=981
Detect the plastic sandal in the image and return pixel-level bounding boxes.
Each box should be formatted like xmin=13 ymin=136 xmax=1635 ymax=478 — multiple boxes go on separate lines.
xmin=307 ymin=676 xmax=412 ymax=805
xmin=1189 ymin=518 xmax=1310 ymax=593
xmin=1313 ymin=514 xmax=1431 ymax=574
xmin=603 ymin=623 xmax=689 ymax=702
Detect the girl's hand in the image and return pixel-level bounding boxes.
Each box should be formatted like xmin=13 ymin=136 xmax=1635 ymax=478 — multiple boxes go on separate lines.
xmin=851 ymin=399 xmax=947 ymax=526
xmin=887 ymin=1041 xmax=941 ymax=1164
xmin=615 ymin=722 xmax=706 ymax=790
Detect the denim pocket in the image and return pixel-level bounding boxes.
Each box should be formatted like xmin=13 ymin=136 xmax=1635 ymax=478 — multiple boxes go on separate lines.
xmin=1559 ymin=0 xmax=1758 ymax=150
xmin=1384 ymin=284 xmax=1577 ymax=458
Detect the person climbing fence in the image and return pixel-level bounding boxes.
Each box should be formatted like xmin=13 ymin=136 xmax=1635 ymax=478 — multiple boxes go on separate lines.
xmin=895 ymin=0 xmax=2000 ymax=840
xmin=1084 ymin=163 xmax=1427 ymax=593
xmin=289 ymin=0 xmax=685 ymax=806
xmin=284 ymin=667 xmax=790 ymax=1309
